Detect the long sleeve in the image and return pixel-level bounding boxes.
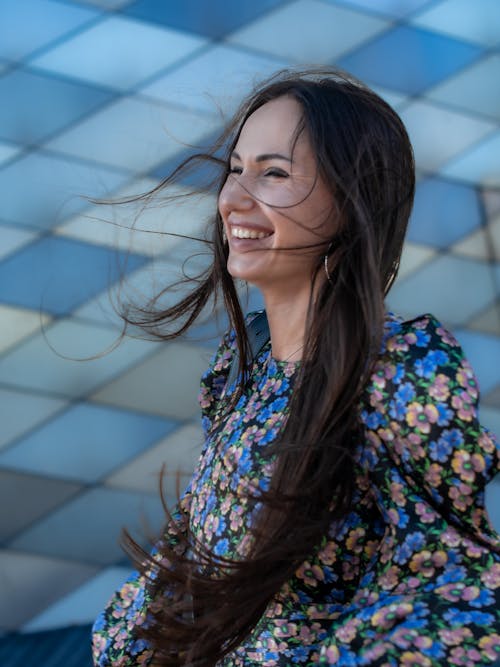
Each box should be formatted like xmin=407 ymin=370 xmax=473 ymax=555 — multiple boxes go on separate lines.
xmin=92 ymin=321 xmax=242 ymax=666
xmin=92 ymin=490 xmax=193 ymax=667
xmin=316 ymin=314 xmax=500 ymax=667
xmin=361 ymin=313 xmax=499 ymax=548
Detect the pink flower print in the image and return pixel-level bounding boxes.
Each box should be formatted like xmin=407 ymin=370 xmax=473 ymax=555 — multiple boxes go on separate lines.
xmin=112 ymin=627 xmax=129 ymax=650
xmin=407 ymin=576 xmax=422 ymax=590
xmin=424 ymin=464 xmax=442 ymax=489
xmin=376 ymin=427 xmax=394 ymax=444
xmin=372 ymin=367 xmax=387 ymax=390
xmin=385 ymin=363 xmax=399 ymax=380
xmin=461 ymin=585 xmax=480 ymax=602
xmin=387 ymin=336 xmax=409 ymax=352
xmin=436 ymin=326 xmax=459 ymax=347
xmin=371 ymin=601 xmax=413 ymax=630
xmin=400 ymin=651 xmax=431 ymax=666
xmin=409 ymin=549 xmax=443 ymax=577
xmin=449 ymin=482 xmax=473 ymax=512
xmin=116 ymin=658 xmax=134 ymax=667
xmin=296 ymin=561 xmax=325 ymax=587
xmin=450 ymin=645 xmax=483 ymax=666
xmin=479 ymin=634 xmax=500 ymax=661
xmin=111 ymin=604 xmax=128 ymax=620
xmin=298 ymin=625 xmax=314 ymax=643
xmin=451 ymin=450 xmax=485 ymax=483
xmin=369 ymin=388 xmax=385 ymax=408
xmin=480 ymin=562 xmax=500 ymax=588
xmin=428 ymin=373 xmax=450 ymax=401
xmin=342 ymin=557 xmax=360 ymax=581
xmin=335 ymin=617 xmax=362 ymax=643
xmin=204 ymin=512 xmax=219 ymax=541
xmin=198 ymin=385 xmax=212 ymax=409
xmin=414 ymin=635 xmax=433 ymax=650
xmin=437 ymin=582 xmax=464 ymax=603
xmin=378 ymin=565 xmax=400 ymax=590
xmin=322 ymin=645 xmax=339 ymax=663
xmin=415 ymin=503 xmax=437 ymax=523
xmin=364 ymin=539 xmax=379 ymax=560
xmin=390 ymin=626 xmax=417 ymax=650
xmin=317 ymin=539 xmax=338 ymax=566
xmin=220 ymin=496 xmax=232 ymax=515
xmin=406 ymin=402 xmax=439 ymax=435
xmin=440 ymin=627 xmax=473 ymax=646
xmin=346 ymin=526 xmax=366 ymax=553
xmin=441 ymin=526 xmax=461 ymax=547
xmin=456 ymin=362 xmax=479 ymax=398
xmin=464 ymin=539 xmax=487 ymax=559
xmin=274 ymin=620 xmax=298 ymax=639
xmin=366 ymin=429 xmax=382 ymax=450
xmin=404 ymin=332 xmax=418 ymax=345
xmin=92 ymin=634 xmax=108 ymax=653
xmin=478 ymin=428 xmax=496 ymax=454
xmin=405 ymin=432 xmax=426 ymax=460
xmin=379 ymin=533 xmax=396 ymax=563
xmin=389 ymin=480 xmax=406 ymax=506
xmin=451 ymin=390 xmax=477 ymax=421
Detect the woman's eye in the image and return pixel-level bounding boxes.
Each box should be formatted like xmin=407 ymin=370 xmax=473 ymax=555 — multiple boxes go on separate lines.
xmin=264 ymin=169 xmax=289 ymax=178
xmin=228 ymin=165 xmax=242 ymax=175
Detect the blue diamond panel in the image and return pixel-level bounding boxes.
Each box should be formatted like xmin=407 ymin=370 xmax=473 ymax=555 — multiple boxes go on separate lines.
xmin=0 ymin=152 xmax=127 ymax=230
xmin=0 ymin=0 xmax=97 ymax=61
xmin=123 ymin=0 xmax=287 ymax=38
xmin=11 ymin=487 xmax=167 ymax=565
xmin=0 ymin=68 xmax=114 ymax=144
xmin=408 ymin=177 xmax=482 ymax=248
xmin=338 ymin=25 xmax=483 ymax=95
xmin=150 ymin=129 xmax=224 ymax=189
xmin=329 ymin=0 xmax=431 ymax=18
xmin=0 ymin=402 xmax=177 ymax=483
xmin=0 ymin=236 xmax=148 ymax=315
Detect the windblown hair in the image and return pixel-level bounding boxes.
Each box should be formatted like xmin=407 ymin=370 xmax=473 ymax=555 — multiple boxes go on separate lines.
xmin=121 ymin=68 xmax=415 ymax=665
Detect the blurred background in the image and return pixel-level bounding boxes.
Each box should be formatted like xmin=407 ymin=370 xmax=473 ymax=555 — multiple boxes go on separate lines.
xmin=0 ymin=0 xmax=499 ymax=664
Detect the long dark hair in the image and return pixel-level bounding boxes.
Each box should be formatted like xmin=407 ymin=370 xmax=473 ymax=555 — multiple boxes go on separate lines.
xmin=121 ymin=68 xmax=415 ymax=665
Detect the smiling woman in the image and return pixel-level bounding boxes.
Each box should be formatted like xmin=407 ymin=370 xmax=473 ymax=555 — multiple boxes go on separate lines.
xmin=92 ymin=69 xmax=499 ymax=667
xmin=220 ymin=96 xmax=336 ymax=315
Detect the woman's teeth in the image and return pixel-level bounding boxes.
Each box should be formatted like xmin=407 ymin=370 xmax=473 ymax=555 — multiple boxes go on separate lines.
xmin=231 ymin=227 xmax=272 ymax=239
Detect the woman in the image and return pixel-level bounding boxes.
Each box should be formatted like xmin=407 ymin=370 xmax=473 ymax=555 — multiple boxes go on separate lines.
xmin=92 ymin=69 xmax=500 ymax=666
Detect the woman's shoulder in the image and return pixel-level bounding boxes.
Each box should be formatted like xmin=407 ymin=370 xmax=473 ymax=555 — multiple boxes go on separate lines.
xmin=198 ymin=311 xmax=265 ymax=429
xmin=201 ymin=310 xmax=264 ymax=376
xmin=380 ymin=312 xmax=466 ymax=370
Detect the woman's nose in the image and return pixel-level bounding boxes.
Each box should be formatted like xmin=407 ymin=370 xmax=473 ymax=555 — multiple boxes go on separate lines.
xmin=218 ymin=173 xmax=256 ymax=216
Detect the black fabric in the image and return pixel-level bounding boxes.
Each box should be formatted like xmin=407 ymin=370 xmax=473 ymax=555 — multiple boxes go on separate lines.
xmin=226 ymin=309 xmax=270 ymax=388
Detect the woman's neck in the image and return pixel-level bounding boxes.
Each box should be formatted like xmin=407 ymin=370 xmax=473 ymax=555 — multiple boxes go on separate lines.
xmin=261 ymin=285 xmax=312 ymax=361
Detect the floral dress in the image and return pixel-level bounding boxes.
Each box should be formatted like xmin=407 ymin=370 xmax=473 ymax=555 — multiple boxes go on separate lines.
xmin=92 ymin=312 xmax=500 ymax=666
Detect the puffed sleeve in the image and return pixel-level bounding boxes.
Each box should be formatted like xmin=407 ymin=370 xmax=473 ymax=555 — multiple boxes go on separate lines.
xmin=92 ymin=490 xmax=192 ymax=666
xmin=92 ymin=319 xmax=248 ymax=666
xmin=198 ymin=311 xmax=264 ymax=435
xmin=361 ymin=313 xmax=499 ymax=548
xmin=198 ymin=325 xmax=237 ymax=437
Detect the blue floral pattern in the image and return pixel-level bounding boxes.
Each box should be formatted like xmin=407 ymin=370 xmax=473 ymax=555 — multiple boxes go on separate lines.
xmin=93 ymin=313 xmax=500 ymax=666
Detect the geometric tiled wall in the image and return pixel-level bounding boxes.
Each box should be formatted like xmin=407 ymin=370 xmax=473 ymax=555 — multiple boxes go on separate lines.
xmin=0 ymin=0 xmax=498 ymax=636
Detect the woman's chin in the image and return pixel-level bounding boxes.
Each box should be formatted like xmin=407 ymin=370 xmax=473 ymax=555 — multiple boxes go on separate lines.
xmin=226 ymin=257 xmax=264 ymax=284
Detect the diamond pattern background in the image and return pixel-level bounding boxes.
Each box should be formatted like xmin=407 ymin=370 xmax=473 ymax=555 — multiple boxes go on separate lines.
xmin=0 ymin=0 xmax=498 ymax=648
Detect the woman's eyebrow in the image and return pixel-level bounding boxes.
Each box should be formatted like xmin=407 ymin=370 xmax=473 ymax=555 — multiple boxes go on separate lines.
xmin=231 ymin=151 xmax=293 ymax=163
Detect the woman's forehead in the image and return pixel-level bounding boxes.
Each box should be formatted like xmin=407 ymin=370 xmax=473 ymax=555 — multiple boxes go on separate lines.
xmin=235 ymin=97 xmax=310 ymax=159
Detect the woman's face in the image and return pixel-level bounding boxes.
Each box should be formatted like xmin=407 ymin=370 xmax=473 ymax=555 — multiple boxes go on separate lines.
xmin=218 ymin=95 xmax=337 ymax=292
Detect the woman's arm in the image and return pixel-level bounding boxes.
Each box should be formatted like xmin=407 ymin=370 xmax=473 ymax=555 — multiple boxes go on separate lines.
xmin=361 ymin=314 xmax=499 ymax=546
